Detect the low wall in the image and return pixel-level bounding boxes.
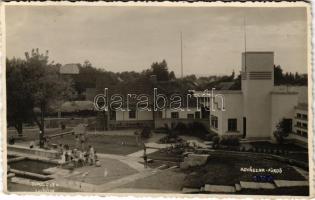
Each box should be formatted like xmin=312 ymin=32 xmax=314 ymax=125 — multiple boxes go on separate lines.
xmin=8 ymin=145 xmax=59 ymax=159
xmin=155 ymin=118 xmax=209 ymax=129
xmin=44 ymin=117 xmax=97 ymax=129
xmin=109 ymin=120 xmax=154 ymax=130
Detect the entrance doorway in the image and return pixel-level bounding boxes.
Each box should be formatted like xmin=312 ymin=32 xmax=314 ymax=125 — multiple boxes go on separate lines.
xmin=243 ymin=117 xmax=246 ymax=138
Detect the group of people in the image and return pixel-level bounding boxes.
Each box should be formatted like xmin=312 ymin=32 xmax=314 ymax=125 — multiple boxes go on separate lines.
xmin=58 ymin=143 xmax=98 ymax=168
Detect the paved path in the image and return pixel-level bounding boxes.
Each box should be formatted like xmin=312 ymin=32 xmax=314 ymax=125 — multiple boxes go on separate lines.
xmin=127 ymin=148 xmax=158 ymax=158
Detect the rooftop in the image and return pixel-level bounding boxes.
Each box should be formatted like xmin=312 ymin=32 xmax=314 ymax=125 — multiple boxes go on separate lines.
xmin=60 ymin=63 xmax=80 ymax=75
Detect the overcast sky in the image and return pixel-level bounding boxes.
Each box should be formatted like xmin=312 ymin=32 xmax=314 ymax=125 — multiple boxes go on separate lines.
xmin=6 ymin=6 xmax=308 ymax=76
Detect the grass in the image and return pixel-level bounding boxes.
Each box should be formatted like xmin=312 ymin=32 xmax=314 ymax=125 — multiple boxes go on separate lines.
xmin=249 ymin=141 xmax=309 ymax=163
xmin=49 ymin=134 xmax=142 ymax=155
xmin=182 ymin=152 xmax=307 ymax=188
xmin=250 ymin=141 xmax=307 ymax=152
xmin=147 ymin=150 xmax=183 ymax=162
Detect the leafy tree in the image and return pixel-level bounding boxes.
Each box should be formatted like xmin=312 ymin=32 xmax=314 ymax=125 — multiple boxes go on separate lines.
xmin=274 ymin=65 xmax=307 ymax=86
xmin=7 ymin=58 xmax=34 ymax=136
xmin=6 ymin=49 xmax=74 ymax=147
xmin=150 ymin=60 xmax=170 ymax=81
xmin=169 ymin=71 xmax=176 ymax=80
xmin=273 ymin=118 xmax=291 ymax=144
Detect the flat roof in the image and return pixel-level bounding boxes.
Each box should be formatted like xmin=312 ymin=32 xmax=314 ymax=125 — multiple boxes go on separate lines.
xmin=193 ymin=90 xmax=242 ymax=97
xmin=270 ymin=91 xmax=298 ymax=95
xmin=242 ymin=51 xmax=274 ymax=54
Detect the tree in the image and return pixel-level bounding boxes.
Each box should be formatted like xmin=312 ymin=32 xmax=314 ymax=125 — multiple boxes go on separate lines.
xmin=273 ymin=118 xmax=291 ymax=144
xmin=6 ymin=58 xmax=34 ymax=136
xmin=6 ymin=49 xmax=74 ymax=147
xmin=169 ymin=71 xmax=176 ymax=80
xmin=150 ymin=60 xmax=170 ymax=81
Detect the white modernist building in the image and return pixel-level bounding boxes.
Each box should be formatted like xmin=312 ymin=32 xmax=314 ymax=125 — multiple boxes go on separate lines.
xmin=195 ymin=52 xmax=308 ymax=144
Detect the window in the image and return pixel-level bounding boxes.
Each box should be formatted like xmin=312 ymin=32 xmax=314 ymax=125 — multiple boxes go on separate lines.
xmin=129 ymin=110 xmax=136 ymax=119
xmin=302 ymin=114 xmax=307 ymax=120
xmin=297 ymin=113 xmax=301 ymax=118
xmin=211 ymin=115 xmax=218 ymax=129
xmin=228 ymin=118 xmax=237 ymax=132
xmin=302 ymin=131 xmax=307 ymax=138
xmin=297 ymin=122 xmax=301 ymax=127
xmin=171 ymin=112 xmax=179 ymax=119
xmin=187 ymin=114 xmax=194 ymax=119
xmin=155 ymin=111 xmax=163 ymax=119
xmin=283 ymin=118 xmax=292 ymax=133
xmin=297 ymin=130 xmax=301 ymax=135
xmin=302 ymin=123 xmax=307 ymax=129
xmin=195 ymin=112 xmax=201 ymax=119
xmin=110 ymin=111 xmax=116 ymax=120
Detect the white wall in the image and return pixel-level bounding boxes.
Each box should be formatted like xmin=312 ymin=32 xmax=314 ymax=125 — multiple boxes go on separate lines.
xmin=162 ymin=107 xmax=201 ymax=119
xmin=270 ymin=93 xmax=298 ymax=140
xmin=115 ymin=110 xmax=153 ymax=121
xmin=242 ymin=52 xmax=274 ymax=139
xmin=210 ymin=92 xmax=243 ymax=136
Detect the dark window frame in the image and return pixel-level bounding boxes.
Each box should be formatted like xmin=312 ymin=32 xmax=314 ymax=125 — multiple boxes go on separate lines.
xmin=228 ymin=118 xmax=237 ymax=132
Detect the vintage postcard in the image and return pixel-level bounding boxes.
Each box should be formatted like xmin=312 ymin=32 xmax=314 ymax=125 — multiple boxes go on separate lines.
xmin=1 ymin=1 xmax=313 ymax=197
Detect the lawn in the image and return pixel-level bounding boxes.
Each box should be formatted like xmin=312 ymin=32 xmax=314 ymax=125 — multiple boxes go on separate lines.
xmin=249 ymin=141 xmax=309 ymax=163
xmin=250 ymin=141 xmax=307 ymax=152
xmin=182 ymin=152 xmax=307 ymax=188
xmin=147 ymin=150 xmax=183 ymax=162
xmin=49 ymin=134 xmax=142 ymax=155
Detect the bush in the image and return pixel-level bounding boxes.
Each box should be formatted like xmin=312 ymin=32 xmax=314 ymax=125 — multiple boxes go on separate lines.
xmin=174 ymin=122 xmax=187 ymax=133
xmin=191 ymin=122 xmax=208 ymax=136
xmin=212 ymin=136 xmax=220 ymax=149
xmin=220 ymin=136 xmax=240 ymax=146
xmin=141 ymin=126 xmax=151 ymax=139
xmin=203 ymin=131 xmax=218 ymax=141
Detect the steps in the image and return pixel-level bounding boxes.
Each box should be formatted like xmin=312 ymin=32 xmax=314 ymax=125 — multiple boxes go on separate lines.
xmin=182 ymin=179 xmax=309 ymax=194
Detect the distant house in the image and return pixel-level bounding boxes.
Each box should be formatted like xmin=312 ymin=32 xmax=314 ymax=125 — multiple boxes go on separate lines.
xmin=59 ymin=63 xmax=80 ymax=78
xmin=194 ymin=52 xmax=308 ymax=146
xmin=96 ymin=76 xmax=209 ymax=130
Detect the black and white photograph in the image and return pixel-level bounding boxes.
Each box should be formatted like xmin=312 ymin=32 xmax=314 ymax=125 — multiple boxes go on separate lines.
xmin=2 ymin=2 xmax=312 ymax=196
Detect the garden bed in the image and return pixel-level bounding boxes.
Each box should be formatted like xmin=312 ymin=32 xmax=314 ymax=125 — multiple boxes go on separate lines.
xmin=182 ymin=153 xmax=306 ymax=188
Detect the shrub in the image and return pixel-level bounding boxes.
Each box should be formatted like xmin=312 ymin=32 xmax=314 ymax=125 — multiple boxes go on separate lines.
xmin=220 ymin=136 xmax=240 ymax=146
xmin=174 ymin=122 xmax=187 ymax=133
xmin=191 ymin=122 xmax=209 ymax=137
xmin=212 ymin=136 xmax=220 ymax=149
xmin=141 ymin=126 xmax=151 ymax=139
xmin=203 ymin=131 xmax=218 ymax=141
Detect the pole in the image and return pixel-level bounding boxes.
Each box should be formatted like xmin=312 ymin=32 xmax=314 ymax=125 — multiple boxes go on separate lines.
xmin=180 ymin=31 xmax=183 ymax=78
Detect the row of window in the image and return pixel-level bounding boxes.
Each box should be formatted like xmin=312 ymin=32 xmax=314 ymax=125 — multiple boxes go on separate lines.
xmin=296 ymin=113 xmax=307 ymax=120
xmin=210 ymin=115 xmax=237 ymax=132
xmin=296 ymin=130 xmax=307 ymax=138
xmin=171 ymin=112 xmax=201 ymax=119
xmin=110 ymin=111 xmax=202 ymax=120
xmin=296 ymin=122 xmax=307 ymax=129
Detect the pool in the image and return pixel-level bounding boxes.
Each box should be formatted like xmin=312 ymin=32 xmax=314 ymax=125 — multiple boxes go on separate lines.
xmin=9 ymin=159 xmax=57 ymax=175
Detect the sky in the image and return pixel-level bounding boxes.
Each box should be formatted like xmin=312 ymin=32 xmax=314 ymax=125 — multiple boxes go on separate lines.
xmin=5 ymin=5 xmax=308 ymax=76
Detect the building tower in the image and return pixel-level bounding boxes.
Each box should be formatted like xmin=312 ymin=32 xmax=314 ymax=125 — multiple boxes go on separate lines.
xmin=241 ymin=52 xmax=274 ymax=139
